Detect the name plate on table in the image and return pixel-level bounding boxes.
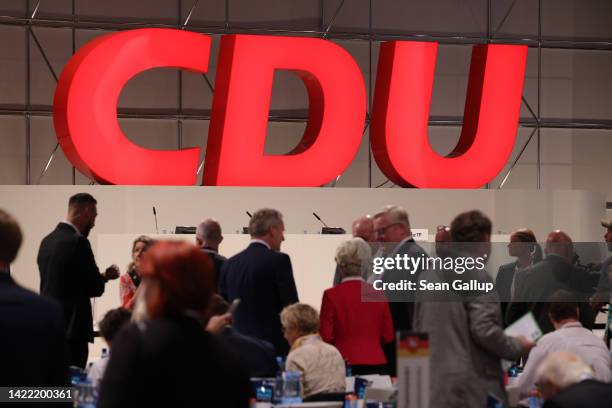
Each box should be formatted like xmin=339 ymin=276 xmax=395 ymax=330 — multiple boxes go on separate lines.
xmin=397 ymin=332 xmax=430 ymax=408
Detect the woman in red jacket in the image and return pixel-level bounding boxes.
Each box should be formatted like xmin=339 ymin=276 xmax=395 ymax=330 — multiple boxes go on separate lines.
xmin=320 ymin=238 xmax=394 ymax=376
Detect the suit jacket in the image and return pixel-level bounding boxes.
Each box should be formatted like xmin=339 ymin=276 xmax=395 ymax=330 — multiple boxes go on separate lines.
xmin=219 ymin=242 xmax=299 ymax=356
xmin=98 ymin=315 xmax=251 ymax=408
xmin=506 ymin=255 xmax=594 ymax=334
xmin=201 ymin=247 xmax=227 ymax=289
xmin=495 ymin=261 xmax=517 ymax=324
xmin=37 ymin=223 xmax=107 ymax=342
xmin=320 ymin=279 xmax=394 ymax=365
xmin=218 ymin=327 xmax=277 ymax=378
xmin=543 ymin=380 xmax=612 ymax=408
xmin=0 ymin=272 xmax=68 ymax=386
xmin=414 ymin=268 xmax=523 ymax=408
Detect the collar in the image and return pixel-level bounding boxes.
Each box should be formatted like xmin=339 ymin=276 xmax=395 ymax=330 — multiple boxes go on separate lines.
xmin=559 ymin=321 xmax=582 ymax=330
xmin=341 ymin=276 xmax=364 ymax=283
xmin=201 ymin=246 xmax=218 ymax=254
xmin=61 ymin=220 xmax=81 ymax=236
xmin=250 ymin=239 xmax=271 ymax=250
xmin=290 ymin=333 xmax=320 ymax=352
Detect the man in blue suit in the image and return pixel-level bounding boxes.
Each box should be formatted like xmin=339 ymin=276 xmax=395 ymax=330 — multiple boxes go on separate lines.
xmin=219 ymin=208 xmax=299 ymax=356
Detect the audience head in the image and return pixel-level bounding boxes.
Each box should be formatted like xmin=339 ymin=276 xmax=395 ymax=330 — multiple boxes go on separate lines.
xmin=602 ymin=219 xmax=612 ymax=251
xmin=450 ymin=210 xmax=492 ymax=258
xmin=0 ymin=209 xmax=22 ymax=269
xmin=508 ymin=229 xmax=543 ymax=263
xmin=249 ymin=208 xmax=285 ymax=251
xmin=351 ymin=215 xmax=374 ymax=242
xmin=545 ymin=230 xmax=574 ymax=263
xmin=196 ymin=219 xmax=223 ymax=250
xmin=131 ymin=235 xmax=154 ymax=270
xmin=280 ymin=303 xmax=319 ymax=347
xmin=534 ymin=351 xmax=595 ymax=400
xmin=435 ymin=225 xmax=452 ymax=258
xmin=373 ymin=205 xmax=411 ymax=243
xmin=335 ymin=238 xmax=372 ymax=280
xmin=67 ymin=193 xmax=98 ymax=237
xmin=207 ymin=294 xmax=230 ymax=317
xmin=138 ymin=241 xmax=215 ymax=319
xmin=99 ymin=308 xmax=132 ymax=347
xmin=548 ymin=290 xmax=580 ymax=329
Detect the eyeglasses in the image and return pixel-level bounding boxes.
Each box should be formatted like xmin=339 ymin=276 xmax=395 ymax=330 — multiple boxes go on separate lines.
xmin=374 ymin=222 xmax=401 ymax=236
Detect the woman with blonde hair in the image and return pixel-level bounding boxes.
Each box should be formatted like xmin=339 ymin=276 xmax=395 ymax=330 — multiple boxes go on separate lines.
xmin=119 ymin=235 xmax=154 ymax=309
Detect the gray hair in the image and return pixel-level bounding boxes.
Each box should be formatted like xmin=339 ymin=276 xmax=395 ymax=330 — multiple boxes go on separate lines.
xmin=335 ymin=238 xmax=372 ymax=278
xmin=249 ymin=208 xmax=283 ymax=237
xmin=535 ymin=351 xmax=595 ymax=390
xmin=374 ymin=205 xmax=411 ymax=230
xmin=196 ymin=219 xmax=222 ymax=242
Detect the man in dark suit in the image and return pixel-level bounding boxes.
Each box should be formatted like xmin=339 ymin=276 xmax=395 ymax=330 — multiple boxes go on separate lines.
xmin=536 ymin=351 xmax=612 ymax=408
xmin=196 ymin=218 xmax=227 ymax=288
xmin=507 ymin=231 xmax=593 ymax=334
xmin=37 ymin=193 xmax=120 ymax=368
xmin=219 ymin=208 xmax=299 ymax=356
xmin=372 ymin=205 xmax=428 ymax=375
xmin=0 ymin=209 xmax=68 ymax=386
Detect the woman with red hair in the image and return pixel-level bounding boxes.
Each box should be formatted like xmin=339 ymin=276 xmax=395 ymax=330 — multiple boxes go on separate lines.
xmin=98 ymin=241 xmax=251 ymax=408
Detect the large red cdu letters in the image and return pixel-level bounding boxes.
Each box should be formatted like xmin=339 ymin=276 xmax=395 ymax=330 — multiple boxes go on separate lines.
xmin=371 ymin=42 xmax=527 ymax=188
xmin=203 ymin=35 xmax=366 ymax=186
xmin=54 ymin=29 xmax=211 ymax=185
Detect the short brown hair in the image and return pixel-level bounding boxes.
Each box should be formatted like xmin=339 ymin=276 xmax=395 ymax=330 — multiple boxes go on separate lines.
xmin=451 ymin=210 xmax=492 ymax=242
xmin=0 ymin=209 xmax=23 ymax=264
xmin=68 ymin=193 xmax=97 ymax=207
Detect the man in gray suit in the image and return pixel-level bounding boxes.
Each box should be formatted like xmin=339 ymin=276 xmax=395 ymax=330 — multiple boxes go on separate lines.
xmin=414 ymin=210 xmax=532 ymax=408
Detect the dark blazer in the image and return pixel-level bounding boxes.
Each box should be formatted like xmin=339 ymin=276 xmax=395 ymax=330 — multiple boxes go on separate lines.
xmin=201 ymin=247 xmax=227 ymax=289
xmin=320 ymin=280 xmax=394 ymax=366
xmin=219 ymin=242 xmax=299 ymax=356
xmin=219 ymin=327 xmax=277 ymax=378
xmin=98 ymin=315 xmax=251 ymax=408
xmin=37 ymin=223 xmax=107 ymax=342
xmin=382 ymin=238 xmax=428 ymax=331
xmin=506 ymin=255 xmax=594 ymax=334
xmin=0 ymin=272 xmax=68 ymax=386
xmin=543 ymin=380 xmax=612 ymax=408
xmin=495 ymin=261 xmax=517 ymax=323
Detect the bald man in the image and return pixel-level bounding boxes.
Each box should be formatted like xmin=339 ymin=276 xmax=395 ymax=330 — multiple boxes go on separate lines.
xmin=196 ymin=219 xmax=227 ymax=288
xmin=332 ymin=214 xmax=375 ymax=286
xmin=506 ymin=231 xmax=594 ymax=333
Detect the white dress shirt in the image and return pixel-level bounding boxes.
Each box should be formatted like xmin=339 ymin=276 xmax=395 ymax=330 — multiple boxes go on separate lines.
xmin=518 ymin=321 xmax=612 ymax=396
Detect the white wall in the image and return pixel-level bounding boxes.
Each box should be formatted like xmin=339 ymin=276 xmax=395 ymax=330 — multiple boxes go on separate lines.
xmin=1 ymin=185 xmax=606 ymax=294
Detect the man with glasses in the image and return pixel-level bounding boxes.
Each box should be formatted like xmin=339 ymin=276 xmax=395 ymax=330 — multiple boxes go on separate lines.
xmin=372 ymin=205 xmax=428 ymax=375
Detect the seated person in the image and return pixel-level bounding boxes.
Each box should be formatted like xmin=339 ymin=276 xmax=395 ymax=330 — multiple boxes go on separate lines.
xmin=207 ymin=294 xmax=277 ymax=378
xmin=320 ymin=238 xmax=394 ymax=375
xmin=534 ymin=351 xmax=612 ymax=408
xmin=281 ymin=303 xmax=345 ymax=399
xmin=87 ymin=307 xmax=131 ymax=388
xmin=518 ymin=290 xmax=611 ymax=397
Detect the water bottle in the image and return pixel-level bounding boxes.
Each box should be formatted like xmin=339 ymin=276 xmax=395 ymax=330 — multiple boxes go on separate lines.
xmin=344 ymin=393 xmax=358 ymax=408
xmin=345 ymin=359 xmax=352 ymax=377
xmin=273 ymin=356 xmax=285 ymax=404
xmin=528 ymin=389 xmax=542 ymax=408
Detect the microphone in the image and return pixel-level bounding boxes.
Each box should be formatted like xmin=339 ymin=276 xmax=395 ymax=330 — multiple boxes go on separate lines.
xmin=312 ymin=212 xmax=329 ymax=227
xmin=153 ymin=206 xmax=159 ymax=234
xmin=243 ymin=211 xmax=252 ymax=234
xmin=312 ymin=212 xmax=345 ymax=234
